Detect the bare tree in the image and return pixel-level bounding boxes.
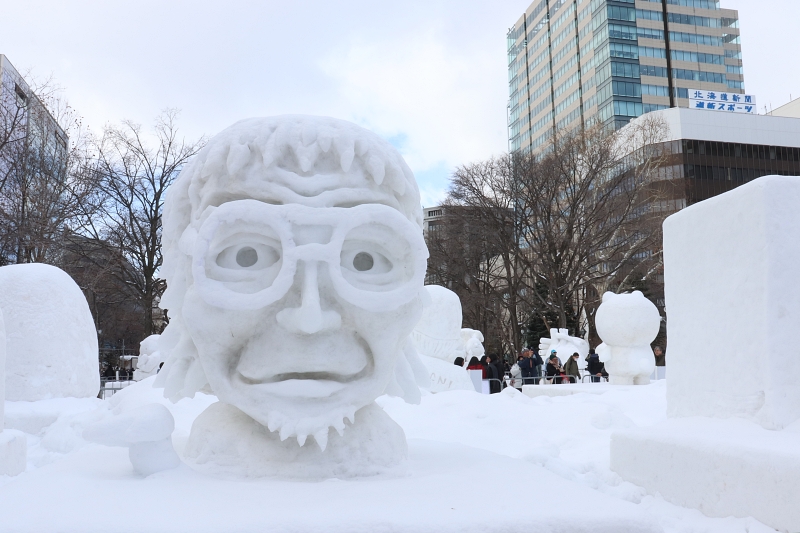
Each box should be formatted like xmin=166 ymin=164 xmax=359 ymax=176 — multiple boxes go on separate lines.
xmin=83 ymin=110 xmax=205 ymax=336
xmin=0 ymin=72 xmax=99 ymax=265
xmin=439 ymin=115 xmax=670 ymax=349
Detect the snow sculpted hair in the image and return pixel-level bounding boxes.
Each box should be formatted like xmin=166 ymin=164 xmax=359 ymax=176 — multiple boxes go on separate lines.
xmin=154 ymin=115 xmax=427 ymax=406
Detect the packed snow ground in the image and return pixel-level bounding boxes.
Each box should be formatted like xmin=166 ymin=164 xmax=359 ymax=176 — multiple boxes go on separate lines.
xmin=0 ymin=379 xmax=778 ymax=533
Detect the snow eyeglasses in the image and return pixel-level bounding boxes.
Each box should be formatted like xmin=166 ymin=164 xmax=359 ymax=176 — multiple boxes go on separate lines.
xmin=190 ymin=200 xmax=429 ymax=312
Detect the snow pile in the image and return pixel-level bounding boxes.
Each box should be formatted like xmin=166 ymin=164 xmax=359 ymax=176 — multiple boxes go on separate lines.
xmin=596 ymin=291 xmax=660 ymax=385
xmin=0 ymin=264 xmax=99 ymax=401
xmin=0 ymin=379 xmax=782 ymax=532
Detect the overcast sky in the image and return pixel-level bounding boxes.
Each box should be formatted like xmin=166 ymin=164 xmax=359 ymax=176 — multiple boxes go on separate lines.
xmin=2 ymin=0 xmax=797 ymax=206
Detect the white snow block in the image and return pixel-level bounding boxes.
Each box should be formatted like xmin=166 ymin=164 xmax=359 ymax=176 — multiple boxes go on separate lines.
xmin=611 ymin=418 xmax=800 ymax=532
xmin=0 ymin=429 xmax=27 ymax=476
xmin=0 ymin=264 xmax=100 ymax=401
xmin=663 ymin=175 xmax=800 ymax=429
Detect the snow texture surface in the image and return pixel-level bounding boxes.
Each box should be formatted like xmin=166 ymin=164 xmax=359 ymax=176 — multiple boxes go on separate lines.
xmin=152 ymin=116 xmax=431 ymax=474
xmin=0 ymin=378 xmax=781 ymax=533
xmin=596 ymin=291 xmax=660 ymax=385
xmin=663 ymin=175 xmax=800 ymax=429
xmin=0 ymin=264 xmax=99 ymax=401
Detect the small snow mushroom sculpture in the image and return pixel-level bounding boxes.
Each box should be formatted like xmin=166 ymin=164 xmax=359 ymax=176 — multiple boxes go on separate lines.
xmin=84 ymin=403 xmax=180 ymax=476
xmin=154 ymin=116 xmax=430 ymax=477
xmin=595 ymin=291 xmax=661 ymax=385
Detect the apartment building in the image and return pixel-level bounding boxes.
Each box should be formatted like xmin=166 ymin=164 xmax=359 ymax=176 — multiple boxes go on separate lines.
xmin=0 ymin=54 xmax=68 ymax=179
xmin=507 ymin=0 xmax=744 ymax=153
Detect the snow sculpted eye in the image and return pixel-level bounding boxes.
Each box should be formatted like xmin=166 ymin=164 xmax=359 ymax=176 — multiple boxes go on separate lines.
xmin=339 ymin=223 xmax=413 ymax=292
xmin=216 ymin=243 xmax=280 ymax=270
xmin=204 ymin=231 xmax=284 ymax=294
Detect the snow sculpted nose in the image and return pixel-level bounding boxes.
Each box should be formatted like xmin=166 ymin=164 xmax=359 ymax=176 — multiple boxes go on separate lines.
xmin=276 ymin=261 xmax=341 ymax=334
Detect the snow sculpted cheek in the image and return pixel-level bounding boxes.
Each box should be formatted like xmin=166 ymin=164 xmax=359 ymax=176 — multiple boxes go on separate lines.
xmin=153 ymin=115 xmax=430 ymax=478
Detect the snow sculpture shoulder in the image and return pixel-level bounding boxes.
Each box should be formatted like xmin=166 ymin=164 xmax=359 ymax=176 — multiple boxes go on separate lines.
xmin=595 ymin=291 xmax=660 ymax=385
xmin=539 ymin=328 xmax=589 ymax=367
xmin=411 ymin=285 xmax=474 ymax=393
xmin=0 ymin=263 xmax=100 ymax=401
xmin=154 ymin=115 xmax=430 ymax=477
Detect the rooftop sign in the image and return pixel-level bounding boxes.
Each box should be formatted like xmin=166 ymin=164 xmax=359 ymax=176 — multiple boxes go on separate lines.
xmin=689 ymin=90 xmax=756 ymax=114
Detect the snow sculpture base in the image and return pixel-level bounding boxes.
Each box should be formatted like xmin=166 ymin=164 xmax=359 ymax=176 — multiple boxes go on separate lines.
xmin=522 ymin=382 xmax=626 ymax=398
xmin=611 ymin=418 xmax=800 ymax=533
xmin=419 ymin=355 xmax=474 ymax=393
xmin=0 ymin=429 xmax=27 ymax=476
xmin=184 ymin=402 xmax=408 ymax=479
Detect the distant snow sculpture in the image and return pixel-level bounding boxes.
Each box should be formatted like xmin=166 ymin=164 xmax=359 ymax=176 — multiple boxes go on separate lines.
xmin=84 ymin=403 xmax=180 ymax=476
xmin=539 ymin=328 xmax=589 ymax=370
xmin=153 ymin=115 xmax=430 ymax=477
xmin=411 ymin=285 xmax=474 ymax=393
xmin=595 ymin=291 xmax=660 ymax=385
xmin=133 ymin=335 xmax=164 ymax=381
xmin=0 ymin=264 xmax=100 ymax=401
xmin=461 ymin=328 xmax=485 ymax=361
xmin=0 ymin=307 xmax=27 ymax=476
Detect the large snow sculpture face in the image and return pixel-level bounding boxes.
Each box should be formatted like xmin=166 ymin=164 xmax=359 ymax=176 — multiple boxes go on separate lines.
xmin=156 ymin=116 xmax=428 ymax=445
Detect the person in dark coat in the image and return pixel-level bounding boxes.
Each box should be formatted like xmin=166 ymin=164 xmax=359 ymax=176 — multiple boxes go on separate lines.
xmin=586 ymin=349 xmax=606 ymax=382
xmin=518 ymin=349 xmax=537 ymax=385
xmin=545 ymin=353 xmax=565 ymax=383
xmin=481 ymin=355 xmax=501 ymax=393
xmin=466 ymin=357 xmax=482 ymax=370
xmin=563 ymin=352 xmax=581 ymax=383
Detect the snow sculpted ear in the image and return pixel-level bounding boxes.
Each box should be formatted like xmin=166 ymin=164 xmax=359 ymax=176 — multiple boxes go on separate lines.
xmin=602 ymin=291 xmax=615 ymax=303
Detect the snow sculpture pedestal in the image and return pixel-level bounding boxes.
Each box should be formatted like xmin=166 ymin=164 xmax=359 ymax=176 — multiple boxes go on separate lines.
xmin=0 ymin=264 xmax=100 ymax=401
xmin=185 ymin=402 xmax=407 ymax=478
xmin=153 ymin=116 xmax=431 ymax=478
xmin=411 ymin=285 xmax=477 ymax=393
xmin=595 ymin=291 xmax=660 ymax=385
xmin=610 ymin=176 xmax=800 ymax=532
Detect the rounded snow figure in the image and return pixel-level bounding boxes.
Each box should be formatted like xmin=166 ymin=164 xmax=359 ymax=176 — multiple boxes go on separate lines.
xmin=595 ymin=291 xmax=661 ymax=385
xmin=411 ymin=285 xmax=475 ymax=392
xmin=0 ymin=263 xmax=100 ymax=401
xmin=154 ymin=116 xmax=430 ymax=478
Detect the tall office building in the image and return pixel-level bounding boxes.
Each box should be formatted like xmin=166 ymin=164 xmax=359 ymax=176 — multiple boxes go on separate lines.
xmin=507 ymin=0 xmax=744 ymax=153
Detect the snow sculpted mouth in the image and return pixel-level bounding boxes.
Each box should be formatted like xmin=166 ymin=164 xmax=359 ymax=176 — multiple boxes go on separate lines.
xmin=235 ymin=364 xmax=374 ymax=397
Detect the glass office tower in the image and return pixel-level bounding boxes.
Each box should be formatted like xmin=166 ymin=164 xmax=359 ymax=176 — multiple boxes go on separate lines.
xmin=507 ymin=0 xmax=744 ymax=153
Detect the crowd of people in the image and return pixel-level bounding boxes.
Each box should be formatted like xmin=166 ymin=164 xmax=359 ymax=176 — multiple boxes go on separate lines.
xmin=455 ymin=346 xmax=665 ymax=393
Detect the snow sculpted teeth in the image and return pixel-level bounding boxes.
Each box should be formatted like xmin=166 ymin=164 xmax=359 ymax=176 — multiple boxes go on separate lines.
xmin=313 ymin=429 xmax=328 ymax=451
xmin=366 ymin=154 xmax=385 ymax=185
